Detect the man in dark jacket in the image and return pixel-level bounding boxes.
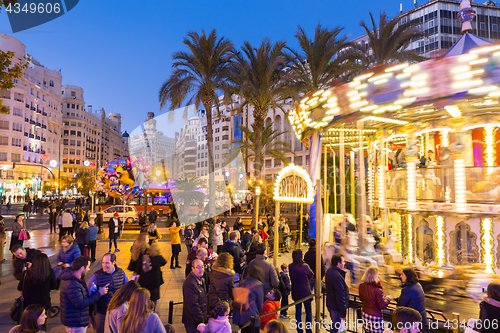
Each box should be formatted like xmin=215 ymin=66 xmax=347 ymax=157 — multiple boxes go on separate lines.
xmin=108 ymin=213 xmax=122 ymax=252
xmin=183 ymin=259 xmax=207 ymax=333
xmin=222 ymin=231 xmax=244 ymax=275
xmin=247 ymin=243 xmax=279 ymax=297
xmin=148 ymin=207 xmax=157 ymax=223
xmin=60 ymin=256 xmax=108 ymax=332
xmin=304 ymin=238 xmax=326 ymax=292
xmin=325 ymin=254 xmax=349 ymax=333
xmin=12 ymin=245 xmax=42 ymax=280
xmin=87 ymin=253 xmax=129 ymax=333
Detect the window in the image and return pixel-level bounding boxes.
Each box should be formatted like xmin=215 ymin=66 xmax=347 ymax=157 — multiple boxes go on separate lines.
xmin=78 ymin=123 xmax=81 ymax=127
xmin=215 ymin=128 xmax=220 ymax=133
xmin=0 ymin=153 xmax=6 ymax=161
xmin=215 ymin=163 xmax=219 ymax=168
xmin=71 ymin=104 xmax=75 ymax=109
xmin=77 ymin=141 xmax=81 ymax=146
xmin=12 ymin=123 xmax=22 ymax=132
xmin=63 ymin=139 xmax=68 ymax=145
xmin=215 ymin=137 xmax=220 ymax=142
xmin=77 ymin=150 xmax=80 ymax=155
xmin=205 ymin=161 xmax=207 ymax=167
xmin=76 ymin=159 xmax=80 ymax=164
xmin=11 ymin=138 xmax=21 ymax=147
xmin=265 ymin=160 xmax=272 ymax=168
xmin=63 ymin=148 xmax=68 ymax=154
xmin=77 ymin=105 xmax=79 ymax=110
xmin=215 ymin=145 xmax=219 ymax=151
xmin=70 ymin=149 xmax=75 ymax=155
xmin=0 ymin=120 xmax=9 ymax=130
xmin=13 ymin=107 xmax=23 ymax=117
xmin=70 ymin=131 xmax=76 ymax=136
xmin=71 ymin=91 xmax=76 ymax=97
xmin=64 ymin=130 xmax=69 ymax=136
xmin=49 ymin=80 xmax=54 ymax=87
xmin=222 ymin=135 xmax=229 ymax=140
xmin=11 ymin=153 xmax=20 ymax=162
xmin=77 ymin=131 xmax=81 ymax=137
xmin=0 ymin=136 xmax=7 ymax=145
xmin=70 ymin=140 xmax=76 ymax=146
xmin=63 ymin=167 xmax=67 ymax=172
xmin=66 ymin=103 xmax=70 ymax=108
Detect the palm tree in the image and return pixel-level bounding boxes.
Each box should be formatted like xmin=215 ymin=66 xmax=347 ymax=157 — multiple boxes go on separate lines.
xmin=159 ymin=29 xmax=234 ymax=218
xmin=286 ymin=23 xmax=365 ymax=99
xmin=226 ymin=123 xmax=294 ymax=169
xmin=171 ymin=177 xmax=205 ymax=224
xmin=360 ymin=12 xmax=426 ymax=67
xmin=230 ymin=38 xmax=289 ymax=223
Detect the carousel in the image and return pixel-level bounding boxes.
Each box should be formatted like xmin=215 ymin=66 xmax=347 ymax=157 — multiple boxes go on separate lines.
xmin=286 ymin=0 xmax=500 ymax=299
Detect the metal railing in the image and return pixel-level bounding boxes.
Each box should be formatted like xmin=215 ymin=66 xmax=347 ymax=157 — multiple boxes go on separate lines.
xmin=265 ymin=230 xmax=300 ymax=257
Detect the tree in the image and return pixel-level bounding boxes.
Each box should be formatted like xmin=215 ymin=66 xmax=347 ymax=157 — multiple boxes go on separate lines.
xmin=0 ymin=49 xmax=29 ymax=114
xmin=230 ymin=38 xmax=289 ymax=224
xmin=286 ymin=23 xmax=365 ymax=99
xmin=360 ymin=12 xmax=426 ymax=67
xmin=159 ymin=29 xmax=234 ymax=219
xmin=72 ymin=171 xmax=94 ymax=196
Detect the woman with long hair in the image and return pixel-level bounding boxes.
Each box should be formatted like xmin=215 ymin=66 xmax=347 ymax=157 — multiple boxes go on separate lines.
xmin=289 ymin=249 xmax=314 ymax=333
xmin=397 ymin=268 xmax=427 ymax=327
xmin=138 ymin=243 xmax=167 ymax=310
xmin=128 ymin=233 xmax=149 ymax=274
xmin=75 ymin=221 xmax=90 ymax=255
xmin=10 ymin=215 xmax=25 ymax=252
xmin=9 ymin=304 xmax=47 ymax=333
xmin=233 ymin=265 xmax=264 ymax=333
xmin=104 ymin=281 xmax=140 ymax=333
xmin=209 ymin=252 xmax=235 ymax=310
xmin=121 ymin=288 xmax=166 ymax=333
xmin=56 ymin=235 xmax=81 ymax=269
xmin=18 ymin=253 xmax=57 ymax=311
xmin=477 ymin=282 xmax=500 ymax=333
xmin=148 ymin=222 xmax=162 ymax=245
xmin=359 ymin=267 xmax=393 ymax=333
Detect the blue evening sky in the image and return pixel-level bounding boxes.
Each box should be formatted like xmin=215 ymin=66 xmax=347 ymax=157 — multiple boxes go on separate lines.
xmin=0 ymin=0 xmax=414 ymax=133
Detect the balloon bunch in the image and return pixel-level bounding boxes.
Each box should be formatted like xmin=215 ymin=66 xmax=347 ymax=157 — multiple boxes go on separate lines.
xmin=95 ymin=156 xmax=151 ymax=199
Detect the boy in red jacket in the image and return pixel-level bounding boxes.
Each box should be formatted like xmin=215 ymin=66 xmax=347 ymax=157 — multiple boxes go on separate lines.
xmin=260 ymin=289 xmax=282 ymax=330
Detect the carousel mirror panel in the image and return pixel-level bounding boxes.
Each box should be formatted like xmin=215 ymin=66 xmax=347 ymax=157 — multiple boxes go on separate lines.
xmin=449 ymin=222 xmax=479 ymax=265
xmin=416 ymin=219 xmax=434 ymax=264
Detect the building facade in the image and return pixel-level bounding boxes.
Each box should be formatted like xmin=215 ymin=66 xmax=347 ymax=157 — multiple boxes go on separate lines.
xmin=0 ymin=34 xmax=63 ymax=200
xmin=350 ymin=0 xmax=500 ymax=58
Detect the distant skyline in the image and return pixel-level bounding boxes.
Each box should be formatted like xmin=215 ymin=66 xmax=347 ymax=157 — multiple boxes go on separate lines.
xmin=1 ymin=0 xmax=424 ymax=134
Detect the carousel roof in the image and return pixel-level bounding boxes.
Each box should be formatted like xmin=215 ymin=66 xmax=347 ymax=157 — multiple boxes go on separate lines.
xmin=443 ymin=33 xmax=491 ymax=57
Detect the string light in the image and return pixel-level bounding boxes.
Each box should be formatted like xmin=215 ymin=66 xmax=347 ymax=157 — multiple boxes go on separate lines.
xmin=361 ymin=116 xmax=408 ymax=125
xmin=484 ymin=126 xmax=496 ymax=170
xmin=435 ymin=216 xmax=445 ymax=266
xmin=480 ymin=218 xmax=494 ymax=274
xmin=273 ymin=163 xmax=314 ymax=203
xmin=441 ymin=130 xmax=449 ymax=147
xmin=378 ymin=164 xmax=385 ymax=209
xmin=408 ymin=214 xmax=413 ymax=264
xmin=455 ymin=158 xmax=466 ymax=212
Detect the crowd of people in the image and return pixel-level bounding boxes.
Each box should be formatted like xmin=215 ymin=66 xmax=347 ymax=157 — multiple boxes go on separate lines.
xmin=4 ymin=201 xmax=500 ymax=333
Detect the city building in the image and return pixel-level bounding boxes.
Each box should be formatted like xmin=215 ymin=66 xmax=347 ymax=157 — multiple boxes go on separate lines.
xmin=350 ymin=0 xmax=500 ymax=58
xmin=173 ymin=116 xmax=199 ymax=180
xmin=0 ymin=34 xmax=63 ymax=199
xmin=60 ymin=85 xmax=129 ymax=183
xmin=128 ymin=112 xmax=175 ymax=178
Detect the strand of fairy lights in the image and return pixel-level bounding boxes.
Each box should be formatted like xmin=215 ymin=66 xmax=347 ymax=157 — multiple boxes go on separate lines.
xmin=481 ymin=218 xmax=494 ymax=274
xmin=435 ymin=216 xmax=445 ymax=266
xmin=455 ymin=158 xmax=467 ymax=212
xmin=368 ymin=166 xmax=373 ymax=207
xmin=441 ymin=130 xmax=449 ymax=147
xmin=378 ymin=164 xmax=385 ymax=208
xmin=407 ymin=159 xmax=417 ymax=210
xmin=408 ymin=214 xmax=413 ymax=264
xmin=485 ymin=126 xmax=496 ymax=175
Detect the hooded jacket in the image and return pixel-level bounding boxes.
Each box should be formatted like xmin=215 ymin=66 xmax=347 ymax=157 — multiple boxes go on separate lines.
xmin=59 ymin=268 xmax=101 ymax=327
xmin=260 ymin=300 xmax=280 ymax=329
xmin=209 ymin=266 xmax=235 ymax=309
xmin=197 ymin=316 xmax=231 ymax=333
xmin=57 ymin=241 xmax=81 ymax=266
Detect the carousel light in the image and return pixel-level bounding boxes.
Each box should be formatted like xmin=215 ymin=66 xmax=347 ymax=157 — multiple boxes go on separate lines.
xmin=407 ymin=159 xmax=417 ymax=210
xmin=360 ymin=105 xmax=379 ymax=112
xmin=322 ymin=90 xmax=332 ymax=97
xmin=452 ymin=65 xmax=470 ymax=73
xmin=469 ymin=85 xmax=498 ymax=94
xmin=350 ymin=101 xmax=369 ymax=109
xmin=441 ymin=130 xmax=449 ymax=147
xmin=455 ymin=158 xmax=466 ymax=212
xmin=400 ymin=81 xmax=412 ymax=88
xmin=312 ymin=89 xmax=324 ymax=97
xmin=452 ymin=80 xmax=483 ymax=89
xmin=485 ymin=126 xmax=496 ymax=172
xmin=480 ymin=218 xmax=494 ymax=274
xmin=349 ymin=95 xmax=361 ymax=102
xmin=455 ymin=69 xmax=484 ymax=80
xmin=374 ymin=78 xmax=389 ymax=85
xmin=349 ymin=81 xmax=361 ymax=88
xmin=347 ymin=90 xmax=358 ymax=97
xmin=322 ymin=115 xmax=334 ymax=122
xmin=469 ymin=58 xmax=488 ymax=65
xmin=403 ymin=64 xmax=420 ymax=73
xmin=357 ymin=83 xmax=368 ymax=90
xmin=326 ymin=108 xmax=340 ymax=115
xmin=471 ymin=45 xmax=500 ymax=54
xmin=396 ymin=72 xmax=411 ymax=80
xmin=435 ymin=216 xmax=445 ymax=266
xmin=377 ymin=164 xmax=385 ymax=208
xmin=411 ymin=74 xmax=427 ymax=81
xmin=362 ymin=116 xmax=408 ymax=125
xmin=410 ymin=80 xmax=426 ymax=88
xmin=353 ymin=72 xmax=374 ymax=81
xmin=273 ymin=163 xmax=314 ymax=203
xmin=394 ymin=97 xmax=416 ymax=105
xmin=408 ymin=214 xmax=413 ymax=264
xmin=459 ymin=54 xmax=477 ymax=62
xmin=384 ymin=133 xmax=407 ymax=142
xmin=368 ymin=166 xmax=374 ymax=207
xmin=444 ymin=105 xmax=461 ymax=118
xmin=397 ymin=214 xmax=402 ymax=253
xmin=404 ymin=88 xmax=429 ymax=96
xmin=385 ymin=63 xmax=409 ymax=72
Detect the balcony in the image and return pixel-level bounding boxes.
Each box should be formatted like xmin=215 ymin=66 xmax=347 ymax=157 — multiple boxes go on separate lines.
xmin=41 ymin=137 xmax=46 ymax=142
xmin=42 ymin=112 xmax=47 ymax=116
xmin=36 ymin=109 xmax=41 ymax=114
xmin=41 ymin=124 xmax=46 ymax=129
xmin=29 ymin=134 xmax=34 ymax=139
xmin=23 ymin=146 xmax=27 ymax=151
xmin=25 ymin=103 xmax=30 ymax=109
xmin=35 ymin=122 xmax=41 ymax=127
xmin=24 ymin=118 xmax=29 ymax=123
xmin=30 ymin=107 xmax=35 ymax=111
xmin=29 ymin=120 xmax=35 ymax=125
xmin=41 ymin=149 xmax=46 ymax=154
xmin=35 ymin=136 xmax=40 ymax=140
xmin=24 ymin=132 xmax=28 ymax=137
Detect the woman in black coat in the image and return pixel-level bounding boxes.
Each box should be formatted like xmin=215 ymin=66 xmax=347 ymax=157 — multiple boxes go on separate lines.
xmin=208 ymin=252 xmax=235 ymax=310
xmin=289 ymin=249 xmax=314 ymax=333
xmin=18 ymin=253 xmax=57 ymax=311
xmin=397 ymin=268 xmax=427 ymax=327
xmin=138 ymin=243 xmax=166 ymax=310
xmin=477 ymin=282 xmax=500 ymax=333
xmin=74 ymin=221 xmax=90 ymax=255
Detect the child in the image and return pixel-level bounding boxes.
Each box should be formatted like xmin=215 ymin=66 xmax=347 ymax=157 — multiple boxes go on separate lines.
xmin=260 ymin=289 xmax=282 ymax=330
xmin=197 ymin=301 xmax=231 ymax=333
xmin=279 ymin=264 xmax=291 ymax=319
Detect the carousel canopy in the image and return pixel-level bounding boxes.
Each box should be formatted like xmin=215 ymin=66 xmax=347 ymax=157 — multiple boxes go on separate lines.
xmin=443 ymin=33 xmax=491 ymax=57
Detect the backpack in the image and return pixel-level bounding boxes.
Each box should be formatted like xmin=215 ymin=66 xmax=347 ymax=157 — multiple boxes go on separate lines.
xmin=232 ymin=281 xmax=259 ymax=313
xmin=142 ymin=254 xmax=152 ymax=273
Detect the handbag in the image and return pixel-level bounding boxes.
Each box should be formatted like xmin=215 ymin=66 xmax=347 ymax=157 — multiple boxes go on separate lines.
xmin=11 ymin=273 xmax=26 ymax=322
xmin=83 ymin=246 xmax=89 ymax=257
xmin=18 ymin=229 xmax=30 ymax=241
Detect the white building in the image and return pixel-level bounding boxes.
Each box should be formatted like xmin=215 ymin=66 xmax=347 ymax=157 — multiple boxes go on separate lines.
xmin=128 ymin=112 xmax=175 ymax=178
xmin=0 ymin=34 xmax=63 ymax=199
xmin=173 ymin=116 xmax=199 ymax=180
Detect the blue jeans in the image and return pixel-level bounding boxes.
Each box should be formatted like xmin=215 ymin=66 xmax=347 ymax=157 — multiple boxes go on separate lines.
xmin=109 ymin=233 xmax=118 ymax=250
xmin=329 ymin=310 xmax=342 ymax=333
xmin=295 ymin=301 xmax=312 ymax=333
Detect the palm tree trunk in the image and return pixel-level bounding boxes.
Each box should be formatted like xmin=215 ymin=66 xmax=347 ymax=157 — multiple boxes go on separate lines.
xmin=253 ymin=111 xmax=265 ymax=228
xmin=203 ymin=100 xmax=216 ymax=218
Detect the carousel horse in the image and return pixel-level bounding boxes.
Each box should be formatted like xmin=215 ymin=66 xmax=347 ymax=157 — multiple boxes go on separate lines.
xmin=383 ymin=234 xmax=403 ymax=263
xmin=345 ymin=231 xmax=379 ymax=268
xmin=364 ymin=235 xmax=385 ymax=266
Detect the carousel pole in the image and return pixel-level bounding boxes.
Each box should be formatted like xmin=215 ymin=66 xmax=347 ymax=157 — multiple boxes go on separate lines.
xmin=340 ymin=129 xmax=346 ymax=237
xmin=331 ymin=148 xmax=337 ymax=214
xmin=358 ymin=122 xmax=367 ymax=250
xmin=315 ymin=179 xmax=322 ymax=332
xmin=350 ymin=150 xmax=355 ymax=217
xmin=299 ymin=203 xmax=303 ymax=249
xmin=273 ymin=201 xmax=280 ymax=268
xmin=324 ymin=146 xmax=328 ymax=214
